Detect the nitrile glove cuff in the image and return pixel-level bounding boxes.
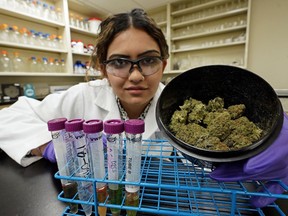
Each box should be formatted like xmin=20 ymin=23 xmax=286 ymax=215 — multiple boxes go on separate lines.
xmin=42 ymin=141 xmax=56 ymax=163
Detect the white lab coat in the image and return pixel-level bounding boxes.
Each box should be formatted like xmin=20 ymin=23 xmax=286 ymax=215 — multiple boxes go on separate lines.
xmin=0 ymin=79 xmax=170 ymax=167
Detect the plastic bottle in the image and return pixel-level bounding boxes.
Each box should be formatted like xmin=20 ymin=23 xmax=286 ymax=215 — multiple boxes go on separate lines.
xmin=47 ymin=118 xmax=78 ymax=214
xmin=50 ymin=5 xmax=58 ymax=21
xmin=35 ymin=0 xmax=43 ymax=17
xmin=12 ymin=52 xmax=25 ymax=72
xmin=71 ymin=39 xmax=77 ymax=52
xmin=88 ymin=17 xmax=101 ymax=34
xmin=8 ymin=25 xmax=20 ymax=43
xmin=60 ymin=58 xmax=65 ymax=72
xmin=65 ymin=119 xmax=93 ymax=216
xmin=54 ymin=58 xmax=60 ymax=72
xmin=48 ymin=57 xmax=55 ymax=72
xmin=41 ymin=57 xmax=49 ymax=72
xmin=124 ymin=119 xmax=145 ymax=216
xmin=29 ymin=29 xmax=36 ymax=46
xmin=57 ymin=35 xmax=63 ymax=49
xmin=74 ymin=60 xmax=83 ymax=74
xmin=0 ymin=24 xmax=9 ymax=41
xmin=83 ymin=119 xmax=108 ymax=216
xmin=69 ymin=12 xmax=75 ymax=26
xmin=104 ymin=119 xmax=125 ymax=216
xmin=37 ymin=32 xmax=46 ymax=47
xmin=74 ymin=40 xmax=84 ymax=53
xmin=29 ymin=56 xmax=40 ymax=72
xmin=42 ymin=3 xmax=50 ymax=19
xmin=0 ymin=50 xmax=12 ymax=72
xmin=19 ymin=27 xmax=29 ymax=44
xmin=56 ymin=7 xmax=63 ymax=22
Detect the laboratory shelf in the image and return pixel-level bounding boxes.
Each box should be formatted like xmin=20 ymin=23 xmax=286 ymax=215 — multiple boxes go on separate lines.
xmin=54 ymin=139 xmax=288 ymax=216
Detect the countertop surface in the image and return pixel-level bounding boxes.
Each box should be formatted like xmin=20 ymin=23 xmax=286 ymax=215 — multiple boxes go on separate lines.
xmin=0 ymin=151 xmax=66 ymax=216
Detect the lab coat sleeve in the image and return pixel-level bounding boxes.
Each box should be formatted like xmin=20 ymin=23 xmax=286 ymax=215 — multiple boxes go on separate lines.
xmin=0 ymin=84 xmax=85 ymax=167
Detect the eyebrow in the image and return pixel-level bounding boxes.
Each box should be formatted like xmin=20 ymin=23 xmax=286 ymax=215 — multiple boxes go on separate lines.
xmin=108 ymin=50 xmax=161 ymax=60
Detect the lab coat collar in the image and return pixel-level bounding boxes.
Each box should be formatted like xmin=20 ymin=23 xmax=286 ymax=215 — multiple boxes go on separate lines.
xmin=93 ymin=80 xmax=163 ymax=139
xmin=94 ymin=80 xmax=121 ymax=121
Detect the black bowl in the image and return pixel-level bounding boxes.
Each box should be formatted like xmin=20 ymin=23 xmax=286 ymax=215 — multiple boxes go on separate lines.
xmin=156 ymin=65 xmax=283 ymax=163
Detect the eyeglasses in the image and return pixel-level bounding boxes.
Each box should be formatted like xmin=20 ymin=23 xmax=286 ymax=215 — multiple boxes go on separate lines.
xmin=103 ymin=56 xmax=164 ymax=78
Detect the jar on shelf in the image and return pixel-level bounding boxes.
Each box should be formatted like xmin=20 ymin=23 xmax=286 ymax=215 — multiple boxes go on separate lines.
xmin=88 ymin=17 xmax=101 ymax=34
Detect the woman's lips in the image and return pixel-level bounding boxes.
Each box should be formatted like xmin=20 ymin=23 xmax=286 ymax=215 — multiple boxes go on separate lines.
xmin=125 ymin=86 xmax=147 ymax=94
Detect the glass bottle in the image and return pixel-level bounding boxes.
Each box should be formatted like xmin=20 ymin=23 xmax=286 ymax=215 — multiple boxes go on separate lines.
xmin=104 ymin=119 xmax=125 ymax=216
xmin=19 ymin=27 xmax=29 ymax=44
xmin=41 ymin=57 xmax=48 ymax=72
xmin=124 ymin=119 xmax=144 ymax=216
xmin=29 ymin=56 xmax=39 ymax=72
xmin=12 ymin=52 xmax=25 ymax=72
xmin=54 ymin=58 xmax=60 ymax=72
xmin=48 ymin=57 xmax=55 ymax=72
xmin=56 ymin=7 xmax=63 ymax=22
xmin=9 ymin=25 xmax=20 ymax=43
xmin=0 ymin=50 xmax=12 ymax=72
xmin=0 ymin=23 xmax=9 ymax=41
xmin=60 ymin=58 xmax=65 ymax=72
xmin=50 ymin=5 xmax=58 ymax=21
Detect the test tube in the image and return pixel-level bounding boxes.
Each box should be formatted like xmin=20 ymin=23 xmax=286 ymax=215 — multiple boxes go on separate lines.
xmin=65 ymin=119 xmax=93 ymax=216
xmin=124 ymin=119 xmax=145 ymax=216
xmin=47 ymin=118 xmax=78 ymax=214
xmin=104 ymin=119 xmax=125 ymax=216
xmin=83 ymin=119 xmax=108 ymax=216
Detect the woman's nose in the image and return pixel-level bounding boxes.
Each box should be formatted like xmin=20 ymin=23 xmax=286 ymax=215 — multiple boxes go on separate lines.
xmin=128 ymin=66 xmax=144 ymax=82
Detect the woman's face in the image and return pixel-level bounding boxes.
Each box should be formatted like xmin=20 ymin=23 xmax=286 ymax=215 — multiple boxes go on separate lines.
xmin=105 ymin=27 xmax=167 ymax=113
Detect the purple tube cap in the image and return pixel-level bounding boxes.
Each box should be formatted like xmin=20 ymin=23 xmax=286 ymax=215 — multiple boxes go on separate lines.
xmin=124 ymin=119 xmax=145 ymax=134
xmin=65 ymin=118 xmax=84 ymax=132
xmin=47 ymin=117 xmax=67 ymax=131
xmin=83 ymin=119 xmax=103 ymax=133
xmin=103 ymin=119 xmax=124 ymax=134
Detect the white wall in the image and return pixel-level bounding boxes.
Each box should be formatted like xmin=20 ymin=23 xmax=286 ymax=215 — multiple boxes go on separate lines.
xmin=247 ymin=0 xmax=288 ymax=91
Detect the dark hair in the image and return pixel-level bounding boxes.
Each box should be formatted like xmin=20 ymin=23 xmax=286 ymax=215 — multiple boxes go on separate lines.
xmin=89 ymin=8 xmax=169 ymax=75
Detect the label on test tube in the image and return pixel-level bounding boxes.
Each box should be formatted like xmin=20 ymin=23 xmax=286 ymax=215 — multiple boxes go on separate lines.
xmin=124 ymin=119 xmax=145 ymax=193
xmin=104 ymin=119 xmax=124 ymax=189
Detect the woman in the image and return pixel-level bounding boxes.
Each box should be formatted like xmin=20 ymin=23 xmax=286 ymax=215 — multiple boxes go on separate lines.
xmin=0 ymin=8 xmax=170 ymax=167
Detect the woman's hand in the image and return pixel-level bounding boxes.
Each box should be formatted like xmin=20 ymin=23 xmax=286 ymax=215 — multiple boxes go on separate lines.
xmin=31 ymin=141 xmax=56 ymax=163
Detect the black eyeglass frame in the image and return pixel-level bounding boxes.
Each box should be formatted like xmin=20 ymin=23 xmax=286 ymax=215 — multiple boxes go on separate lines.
xmin=103 ymin=56 xmax=164 ymax=77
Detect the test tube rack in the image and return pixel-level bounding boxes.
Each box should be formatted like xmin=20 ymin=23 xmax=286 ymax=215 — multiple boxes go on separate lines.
xmin=55 ymin=139 xmax=288 ymax=216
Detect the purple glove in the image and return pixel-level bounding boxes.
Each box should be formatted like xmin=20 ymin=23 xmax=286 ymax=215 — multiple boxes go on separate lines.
xmin=210 ymin=112 xmax=288 ymax=208
xmin=42 ymin=141 xmax=56 ymax=163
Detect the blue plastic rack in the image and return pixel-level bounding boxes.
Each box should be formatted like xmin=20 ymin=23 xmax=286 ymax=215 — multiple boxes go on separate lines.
xmin=54 ymin=139 xmax=288 ymax=216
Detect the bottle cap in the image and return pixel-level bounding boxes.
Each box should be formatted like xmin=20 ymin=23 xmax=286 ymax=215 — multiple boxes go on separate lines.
xmin=65 ymin=119 xmax=84 ymax=132
xmin=83 ymin=119 xmax=103 ymax=133
xmin=124 ymin=119 xmax=145 ymax=134
xmin=47 ymin=118 xmax=67 ymax=131
xmin=103 ymin=119 xmax=124 ymax=134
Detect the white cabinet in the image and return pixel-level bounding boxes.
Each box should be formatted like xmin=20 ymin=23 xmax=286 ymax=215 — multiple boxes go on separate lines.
xmin=149 ymin=0 xmax=250 ymax=76
xmin=0 ymin=0 xmax=103 ymax=86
